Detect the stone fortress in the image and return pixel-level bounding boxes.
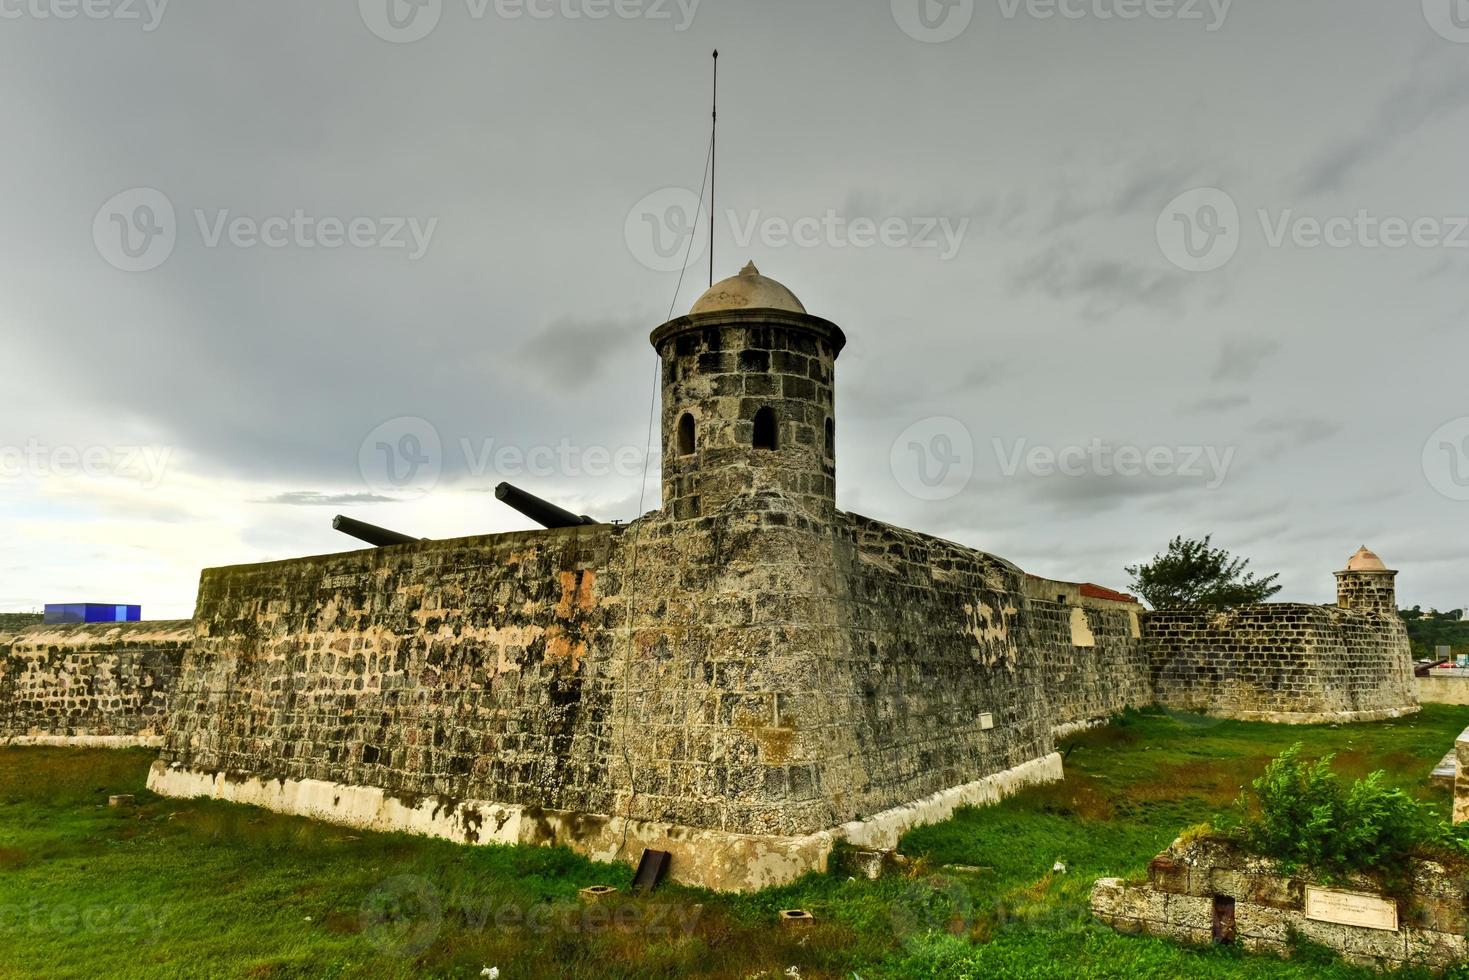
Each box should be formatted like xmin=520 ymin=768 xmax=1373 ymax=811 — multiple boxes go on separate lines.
xmin=0 ymin=265 xmax=1416 ymax=890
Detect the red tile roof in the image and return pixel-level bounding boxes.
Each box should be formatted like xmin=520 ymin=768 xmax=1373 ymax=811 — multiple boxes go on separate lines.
xmin=1078 ymin=583 xmax=1139 ymax=604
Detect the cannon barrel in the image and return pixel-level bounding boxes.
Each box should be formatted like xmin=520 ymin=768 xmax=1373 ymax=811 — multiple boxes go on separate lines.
xmin=494 ymin=482 xmax=598 ymax=529
xmin=332 ymin=515 xmax=424 ymax=548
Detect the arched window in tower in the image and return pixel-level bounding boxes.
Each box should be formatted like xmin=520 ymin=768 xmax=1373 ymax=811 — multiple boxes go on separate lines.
xmin=753 ymin=407 xmax=778 ymax=450
xmin=824 ymin=417 xmax=835 ymax=459
xmin=677 ymin=413 xmax=696 ymax=456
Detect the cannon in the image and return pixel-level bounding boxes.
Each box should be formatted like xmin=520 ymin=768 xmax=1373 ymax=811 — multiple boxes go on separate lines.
xmin=332 ymin=515 xmax=425 ymax=548
xmin=494 ymin=482 xmax=598 ymax=529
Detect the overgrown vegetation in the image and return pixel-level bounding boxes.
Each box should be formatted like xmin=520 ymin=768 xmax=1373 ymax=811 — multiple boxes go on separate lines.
xmin=1125 ymin=535 xmax=1282 ymax=610
xmin=1402 ymin=606 xmax=1469 ymax=661
xmin=5 ymin=707 xmax=1469 ymax=978
xmin=1217 ymin=743 xmax=1469 ymax=881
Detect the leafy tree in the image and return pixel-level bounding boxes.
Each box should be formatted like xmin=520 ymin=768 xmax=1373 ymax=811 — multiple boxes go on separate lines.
xmin=1125 ymin=535 xmax=1281 ymax=610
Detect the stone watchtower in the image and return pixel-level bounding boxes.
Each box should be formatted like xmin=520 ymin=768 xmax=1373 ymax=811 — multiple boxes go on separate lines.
xmin=1335 ymin=545 xmax=1399 ymax=616
xmin=650 ymin=262 xmax=846 ymax=520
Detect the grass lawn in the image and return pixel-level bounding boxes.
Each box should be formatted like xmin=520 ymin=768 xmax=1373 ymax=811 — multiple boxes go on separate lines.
xmin=3 ymin=705 xmax=1469 ymax=979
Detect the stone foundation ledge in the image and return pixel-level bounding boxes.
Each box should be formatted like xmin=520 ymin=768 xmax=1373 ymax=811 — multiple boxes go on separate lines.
xmin=147 ymin=752 xmax=1063 ymax=892
xmin=839 ymin=753 xmax=1063 ymax=850
xmin=1053 ymin=719 xmax=1108 ymax=741
xmin=1092 ymin=835 xmax=1469 ymax=972
xmin=1158 ymin=704 xmax=1420 ymax=725
xmin=4 ymin=734 xmax=163 ymax=749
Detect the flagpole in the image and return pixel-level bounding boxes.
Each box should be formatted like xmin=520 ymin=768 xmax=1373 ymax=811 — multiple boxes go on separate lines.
xmin=710 ymin=49 xmax=718 ymax=288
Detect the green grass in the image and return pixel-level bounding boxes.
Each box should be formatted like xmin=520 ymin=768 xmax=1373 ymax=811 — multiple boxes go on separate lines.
xmin=3 ymin=705 xmax=1469 ymax=978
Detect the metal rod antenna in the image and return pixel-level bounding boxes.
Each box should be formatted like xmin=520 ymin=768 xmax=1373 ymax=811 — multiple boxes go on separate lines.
xmin=710 ymin=49 xmax=718 ymax=288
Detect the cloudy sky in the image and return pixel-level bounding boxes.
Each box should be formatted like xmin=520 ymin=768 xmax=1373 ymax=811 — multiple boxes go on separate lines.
xmin=2 ymin=0 xmax=1466 ymax=619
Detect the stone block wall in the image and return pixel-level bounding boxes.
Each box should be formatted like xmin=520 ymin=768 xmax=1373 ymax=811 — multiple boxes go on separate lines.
xmin=147 ymin=495 xmax=1150 ymax=888
xmin=1022 ymin=576 xmax=1147 ymax=736
xmin=1093 ymin=836 xmax=1469 ymax=971
xmin=814 ymin=513 xmax=1055 ymax=828
xmin=159 ymin=525 xmax=628 ymax=819
xmin=1143 ymin=604 xmax=1416 ymax=723
xmin=1 ymin=621 xmax=192 ymax=746
xmin=1336 ymin=569 xmax=1398 ymax=617
xmin=655 ymin=311 xmax=842 ymax=521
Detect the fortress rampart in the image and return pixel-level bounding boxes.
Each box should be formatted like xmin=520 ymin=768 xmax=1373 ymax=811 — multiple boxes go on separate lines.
xmin=1 ymin=621 xmax=191 ymax=747
xmin=146 ymin=494 xmax=1151 ymax=890
xmin=1144 ymin=604 xmax=1416 ymax=724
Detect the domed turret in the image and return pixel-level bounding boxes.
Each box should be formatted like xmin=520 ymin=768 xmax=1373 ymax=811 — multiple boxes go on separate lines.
xmin=1335 ymin=545 xmax=1398 ymax=616
xmin=651 ymin=263 xmax=844 ymax=520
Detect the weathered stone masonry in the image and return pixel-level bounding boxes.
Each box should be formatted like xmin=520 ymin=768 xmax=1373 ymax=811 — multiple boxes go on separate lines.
xmin=1 ymin=621 xmax=191 ymax=747
xmin=149 ymin=490 xmax=1147 ymax=888
xmin=1143 ymin=548 xmax=1416 ymax=725
xmin=1145 ymin=606 xmax=1415 ymax=724
xmin=1093 ymin=836 xmax=1468 ymax=971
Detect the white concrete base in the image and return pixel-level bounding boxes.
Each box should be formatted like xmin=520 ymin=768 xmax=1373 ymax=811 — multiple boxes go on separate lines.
xmin=146 ymin=752 xmax=1063 ymax=892
xmin=1418 ymin=674 xmax=1469 ymax=706
xmin=3 ymin=734 xmax=162 ymax=749
xmin=1053 ymin=718 xmax=1108 ymax=740
xmin=1195 ymin=704 xmax=1420 ymax=725
xmin=838 ymin=753 xmax=1063 ymax=850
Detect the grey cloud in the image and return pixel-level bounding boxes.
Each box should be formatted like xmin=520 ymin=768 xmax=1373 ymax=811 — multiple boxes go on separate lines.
xmin=515 ymin=315 xmax=649 ymax=386
xmin=1249 ymin=417 xmax=1344 ymax=460
xmin=1179 ymin=394 xmax=1251 ymax=416
xmin=2 ymin=3 xmax=1468 ymax=614
xmin=1296 ymin=51 xmax=1469 ymax=196
xmin=1212 ymin=338 xmax=1281 ymax=383
xmin=1009 ymin=244 xmax=1188 ymax=320
xmin=259 ymin=492 xmax=397 ymax=506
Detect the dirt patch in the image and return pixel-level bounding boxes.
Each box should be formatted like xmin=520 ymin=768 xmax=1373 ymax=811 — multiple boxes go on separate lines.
xmin=1126 ymin=757 xmax=1268 ymax=808
xmin=1020 ymin=777 xmax=1116 ymax=821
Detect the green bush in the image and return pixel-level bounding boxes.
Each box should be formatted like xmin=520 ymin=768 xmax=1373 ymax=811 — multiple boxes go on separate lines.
xmin=1222 ymin=743 xmax=1461 ymax=876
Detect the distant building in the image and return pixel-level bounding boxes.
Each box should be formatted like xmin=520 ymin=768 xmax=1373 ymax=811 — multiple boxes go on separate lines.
xmin=43 ymin=603 xmax=141 ymax=625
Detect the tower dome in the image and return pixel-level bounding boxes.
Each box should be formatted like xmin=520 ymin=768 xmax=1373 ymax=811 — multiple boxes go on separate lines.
xmin=1345 ymin=546 xmax=1388 ymax=572
xmin=690 ymin=261 xmax=806 ymax=315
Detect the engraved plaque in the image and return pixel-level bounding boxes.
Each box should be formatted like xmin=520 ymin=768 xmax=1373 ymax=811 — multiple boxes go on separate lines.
xmin=979 ymin=712 xmax=995 ymax=731
xmin=1305 ymin=887 xmax=1398 ymax=931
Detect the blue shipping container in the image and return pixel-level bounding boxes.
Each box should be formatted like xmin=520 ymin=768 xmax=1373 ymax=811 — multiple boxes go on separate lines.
xmin=43 ymin=604 xmax=142 ymax=625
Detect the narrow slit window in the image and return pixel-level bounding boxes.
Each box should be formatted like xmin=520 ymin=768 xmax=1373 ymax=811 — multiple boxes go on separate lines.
xmin=824 ymin=418 xmax=835 ymax=458
xmin=753 ymin=407 xmax=778 ymax=450
xmin=677 ymin=413 xmax=696 ymax=456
